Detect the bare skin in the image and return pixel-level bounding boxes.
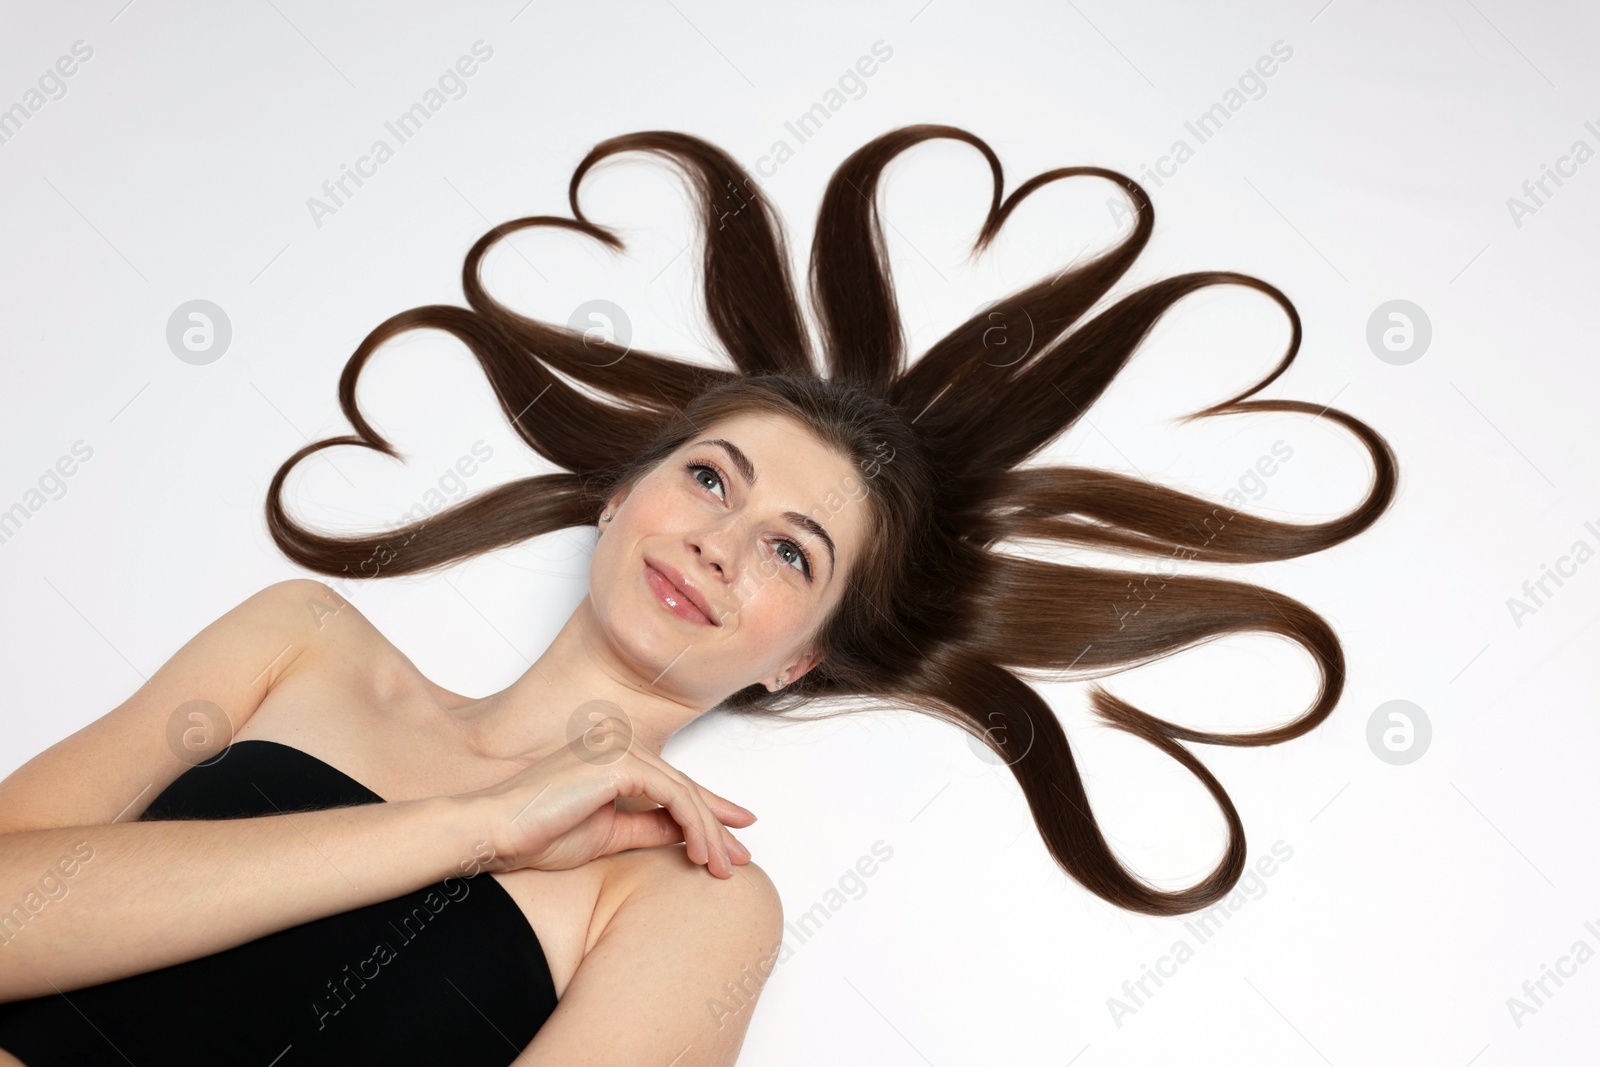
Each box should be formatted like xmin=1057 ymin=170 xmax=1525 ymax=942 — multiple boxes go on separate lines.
xmin=0 ymin=410 xmax=871 ymax=1065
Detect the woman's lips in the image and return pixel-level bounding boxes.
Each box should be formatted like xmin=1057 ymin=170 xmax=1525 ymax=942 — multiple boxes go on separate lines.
xmin=644 ymin=562 xmax=715 ymax=626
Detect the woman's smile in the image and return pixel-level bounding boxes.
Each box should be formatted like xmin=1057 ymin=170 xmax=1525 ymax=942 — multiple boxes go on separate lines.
xmin=643 ymin=558 xmax=717 ymax=626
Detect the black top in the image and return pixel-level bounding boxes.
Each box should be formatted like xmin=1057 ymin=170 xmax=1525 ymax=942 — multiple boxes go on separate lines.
xmin=0 ymin=739 xmax=558 ymax=1065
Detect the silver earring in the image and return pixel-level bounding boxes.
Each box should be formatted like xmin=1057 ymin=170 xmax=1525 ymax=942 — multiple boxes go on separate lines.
xmin=775 ymin=674 xmax=787 ymax=689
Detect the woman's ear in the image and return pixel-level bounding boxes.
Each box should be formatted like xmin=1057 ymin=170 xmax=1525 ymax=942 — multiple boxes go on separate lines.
xmin=599 ymin=486 xmax=632 ymax=534
xmin=772 ymin=649 xmax=823 ymax=690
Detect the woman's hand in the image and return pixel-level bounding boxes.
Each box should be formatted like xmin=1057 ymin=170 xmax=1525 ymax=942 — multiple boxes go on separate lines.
xmin=450 ymin=724 xmax=756 ymax=879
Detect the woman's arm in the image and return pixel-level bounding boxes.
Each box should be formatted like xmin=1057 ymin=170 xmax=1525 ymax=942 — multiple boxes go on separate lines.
xmin=0 ymin=794 xmax=484 ymax=1003
xmin=0 ymin=577 xmax=438 ymax=1003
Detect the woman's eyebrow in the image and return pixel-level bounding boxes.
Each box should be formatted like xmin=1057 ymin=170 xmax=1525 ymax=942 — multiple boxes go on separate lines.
xmin=693 ymin=437 xmax=837 ymax=580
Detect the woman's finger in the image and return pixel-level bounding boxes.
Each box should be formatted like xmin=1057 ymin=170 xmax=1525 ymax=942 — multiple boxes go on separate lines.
xmin=606 ymin=807 xmax=687 ymax=855
xmin=622 ymin=746 xmax=756 ymax=835
xmin=701 ymin=790 xmax=758 ymax=826
xmin=634 ymin=769 xmax=718 ymax=871
xmin=628 ymin=755 xmax=734 ymax=875
xmin=689 ymin=786 xmax=755 ymax=870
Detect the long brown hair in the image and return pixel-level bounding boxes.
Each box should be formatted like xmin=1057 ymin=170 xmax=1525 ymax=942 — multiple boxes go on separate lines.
xmin=265 ymin=125 xmax=1398 ymax=917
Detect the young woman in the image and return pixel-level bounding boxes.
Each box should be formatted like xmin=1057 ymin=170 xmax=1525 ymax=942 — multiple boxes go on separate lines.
xmin=0 ymin=124 xmax=1398 ymax=1065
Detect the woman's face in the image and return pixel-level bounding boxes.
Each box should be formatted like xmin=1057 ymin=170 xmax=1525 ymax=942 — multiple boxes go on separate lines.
xmin=589 ymin=411 xmax=871 ymax=705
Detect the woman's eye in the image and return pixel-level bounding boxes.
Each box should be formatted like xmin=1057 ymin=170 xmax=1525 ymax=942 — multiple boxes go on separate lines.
xmin=688 ymin=463 xmax=725 ymax=498
xmin=775 ymin=540 xmax=812 ymax=577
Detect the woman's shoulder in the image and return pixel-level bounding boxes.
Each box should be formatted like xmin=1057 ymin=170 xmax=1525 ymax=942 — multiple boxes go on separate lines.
xmin=590 ymin=844 xmax=783 ymax=942
xmin=491 ymin=844 xmax=779 ymax=1001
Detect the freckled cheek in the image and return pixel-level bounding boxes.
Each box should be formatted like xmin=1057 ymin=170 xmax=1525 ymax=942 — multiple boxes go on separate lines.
xmin=725 ymin=566 xmax=808 ymax=612
xmin=725 ymin=585 xmax=812 ymax=638
xmin=729 ymin=615 xmax=792 ymax=657
xmin=626 ymin=491 xmax=684 ymax=528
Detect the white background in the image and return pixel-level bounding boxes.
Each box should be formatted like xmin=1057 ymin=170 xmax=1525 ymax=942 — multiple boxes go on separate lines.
xmin=2 ymin=2 xmax=1597 ymax=1064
